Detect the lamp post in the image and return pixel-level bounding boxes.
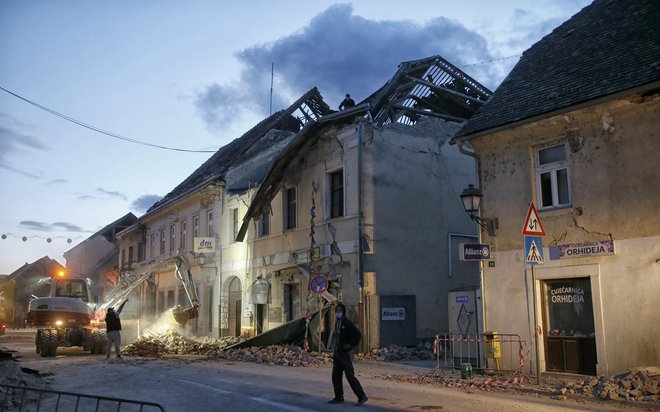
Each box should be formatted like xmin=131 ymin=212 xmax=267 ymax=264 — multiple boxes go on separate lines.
xmin=460 ymin=184 xmax=497 ymax=236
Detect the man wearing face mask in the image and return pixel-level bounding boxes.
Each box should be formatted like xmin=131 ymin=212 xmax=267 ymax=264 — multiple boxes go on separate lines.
xmin=328 ymin=302 xmax=368 ymax=406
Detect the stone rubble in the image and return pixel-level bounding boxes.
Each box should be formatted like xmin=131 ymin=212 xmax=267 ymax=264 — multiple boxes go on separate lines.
xmin=358 ymin=342 xmax=435 ymax=362
xmin=552 ymin=367 xmax=660 ymax=402
xmin=122 ymin=331 xmax=245 ymax=357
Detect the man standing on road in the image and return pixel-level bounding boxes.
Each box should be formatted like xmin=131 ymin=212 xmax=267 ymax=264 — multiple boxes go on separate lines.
xmin=328 ymin=302 xmax=368 ymax=406
xmin=105 ymin=299 xmax=128 ymax=359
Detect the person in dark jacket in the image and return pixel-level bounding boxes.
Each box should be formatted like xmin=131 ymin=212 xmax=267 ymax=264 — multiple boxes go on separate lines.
xmin=105 ymin=299 xmax=128 ymax=359
xmin=328 ymin=302 xmax=368 ymax=406
xmin=339 ymin=94 xmax=355 ymax=110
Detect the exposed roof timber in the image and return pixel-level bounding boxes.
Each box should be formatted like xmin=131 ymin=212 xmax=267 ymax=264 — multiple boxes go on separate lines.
xmin=392 ymin=104 xmax=467 ymax=122
xmin=368 ymin=55 xmax=492 ymax=126
xmin=408 ymin=75 xmax=487 ymax=104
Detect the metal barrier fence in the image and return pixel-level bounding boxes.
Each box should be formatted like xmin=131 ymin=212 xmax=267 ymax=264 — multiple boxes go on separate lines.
xmin=433 ymin=333 xmax=527 ymax=377
xmin=0 ymin=384 xmax=165 ymax=412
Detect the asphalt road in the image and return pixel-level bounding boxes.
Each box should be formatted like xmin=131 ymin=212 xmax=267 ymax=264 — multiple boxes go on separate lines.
xmin=0 ymin=330 xmax=648 ymax=412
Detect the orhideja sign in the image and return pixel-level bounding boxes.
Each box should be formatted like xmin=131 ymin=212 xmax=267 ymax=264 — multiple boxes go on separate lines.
xmin=550 ymin=285 xmax=585 ymax=304
xmin=549 ymin=239 xmax=614 ymax=260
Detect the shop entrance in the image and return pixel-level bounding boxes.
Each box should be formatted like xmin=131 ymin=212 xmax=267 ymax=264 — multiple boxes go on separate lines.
xmin=542 ymin=277 xmax=597 ymax=375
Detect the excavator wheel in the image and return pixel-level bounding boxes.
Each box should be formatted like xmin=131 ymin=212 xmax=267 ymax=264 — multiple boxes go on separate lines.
xmin=35 ymin=330 xmax=42 ymax=354
xmin=39 ymin=330 xmax=56 ymax=357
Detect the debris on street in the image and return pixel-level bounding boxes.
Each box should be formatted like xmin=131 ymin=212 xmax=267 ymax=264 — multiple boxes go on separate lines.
xmin=551 ymin=367 xmax=660 ymax=402
xmin=217 ymin=345 xmax=332 ymax=367
xmin=122 ymin=331 xmax=245 ymax=357
xmin=358 ymin=342 xmax=435 ymax=361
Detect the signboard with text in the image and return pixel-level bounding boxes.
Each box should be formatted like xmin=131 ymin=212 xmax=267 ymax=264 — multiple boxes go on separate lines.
xmin=460 ymin=243 xmax=491 ymax=261
xmin=381 ymin=307 xmax=406 ymax=321
xmin=549 ymin=239 xmax=615 ymax=260
xmin=193 ymin=237 xmax=216 ymax=253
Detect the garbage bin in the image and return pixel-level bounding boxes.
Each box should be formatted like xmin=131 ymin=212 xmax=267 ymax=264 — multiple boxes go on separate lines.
xmin=483 ymin=331 xmax=501 ymax=371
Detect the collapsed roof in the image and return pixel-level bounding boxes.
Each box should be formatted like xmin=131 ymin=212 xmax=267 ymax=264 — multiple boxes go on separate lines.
xmin=144 ymin=88 xmax=332 ymax=216
xmin=236 ymin=55 xmax=491 ymax=241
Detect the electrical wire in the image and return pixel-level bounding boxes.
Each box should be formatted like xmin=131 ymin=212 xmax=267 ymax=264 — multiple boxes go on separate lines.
xmin=0 ymin=86 xmax=217 ymax=153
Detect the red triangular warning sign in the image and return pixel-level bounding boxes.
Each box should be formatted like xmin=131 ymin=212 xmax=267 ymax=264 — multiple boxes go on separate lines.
xmin=522 ymin=202 xmax=546 ymax=236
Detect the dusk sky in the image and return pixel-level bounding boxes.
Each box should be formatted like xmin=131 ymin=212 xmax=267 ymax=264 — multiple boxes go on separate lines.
xmin=0 ymin=1 xmax=590 ymax=274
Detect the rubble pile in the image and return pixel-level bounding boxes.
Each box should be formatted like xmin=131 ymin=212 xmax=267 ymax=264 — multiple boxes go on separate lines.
xmin=122 ymin=331 xmax=244 ymax=357
xmin=553 ymin=367 xmax=660 ymax=402
xmin=0 ymin=360 xmax=51 ymax=409
xmin=359 ymin=342 xmax=435 ymax=362
xmin=217 ymin=345 xmax=332 ymax=367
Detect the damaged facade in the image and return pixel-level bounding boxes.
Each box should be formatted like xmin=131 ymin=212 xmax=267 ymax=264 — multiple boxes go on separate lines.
xmin=237 ymin=56 xmax=492 ymax=348
xmin=115 ymin=88 xmax=332 ymax=339
xmin=451 ymin=0 xmax=660 ymax=376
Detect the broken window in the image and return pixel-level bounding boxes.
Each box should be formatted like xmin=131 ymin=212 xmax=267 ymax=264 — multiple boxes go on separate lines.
xmin=285 ymin=187 xmax=297 ymax=230
xmin=330 ymin=169 xmax=344 ymax=218
xmin=536 ymin=143 xmax=571 ymax=209
xmin=259 ymin=211 xmax=270 ymax=237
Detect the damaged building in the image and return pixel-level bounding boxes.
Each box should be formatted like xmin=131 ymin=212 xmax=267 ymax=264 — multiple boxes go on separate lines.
xmin=450 ymin=0 xmax=660 ymax=376
xmin=236 ymin=55 xmax=492 ymax=349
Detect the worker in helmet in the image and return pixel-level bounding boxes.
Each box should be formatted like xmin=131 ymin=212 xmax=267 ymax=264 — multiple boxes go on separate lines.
xmin=105 ymin=299 xmax=128 ymax=359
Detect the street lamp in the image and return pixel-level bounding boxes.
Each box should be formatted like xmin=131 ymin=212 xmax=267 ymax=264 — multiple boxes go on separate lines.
xmin=460 ymin=184 xmax=497 ymax=236
xmin=195 ymin=253 xmax=207 ymax=266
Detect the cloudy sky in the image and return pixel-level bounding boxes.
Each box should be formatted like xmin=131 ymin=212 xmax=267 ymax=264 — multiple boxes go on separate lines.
xmin=0 ymin=1 xmax=590 ymax=274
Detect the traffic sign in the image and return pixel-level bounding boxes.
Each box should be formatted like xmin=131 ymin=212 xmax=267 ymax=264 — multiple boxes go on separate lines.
xmin=522 ymin=202 xmax=546 ymax=236
xmin=309 ymin=275 xmax=329 ymax=294
xmin=524 ymin=236 xmax=544 ymax=265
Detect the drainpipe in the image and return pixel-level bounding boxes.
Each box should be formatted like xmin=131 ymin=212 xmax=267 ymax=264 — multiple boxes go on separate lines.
xmin=357 ymin=122 xmax=364 ymax=297
xmin=457 ymin=140 xmax=487 ymax=333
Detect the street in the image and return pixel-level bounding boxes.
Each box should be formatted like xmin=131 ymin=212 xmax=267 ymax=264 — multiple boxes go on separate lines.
xmin=0 ymin=330 xmax=652 ymax=412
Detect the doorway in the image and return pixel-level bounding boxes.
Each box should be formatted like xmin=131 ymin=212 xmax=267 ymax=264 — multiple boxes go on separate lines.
xmin=542 ymin=278 xmax=597 ymax=375
xmin=228 ymin=277 xmax=242 ymax=337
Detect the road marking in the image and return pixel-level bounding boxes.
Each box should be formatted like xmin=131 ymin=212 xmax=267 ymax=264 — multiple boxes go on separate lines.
xmin=248 ymin=396 xmax=311 ymax=412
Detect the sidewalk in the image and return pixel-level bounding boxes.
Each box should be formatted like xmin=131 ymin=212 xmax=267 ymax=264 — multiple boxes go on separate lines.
xmin=363 ymin=359 xmax=660 ymax=411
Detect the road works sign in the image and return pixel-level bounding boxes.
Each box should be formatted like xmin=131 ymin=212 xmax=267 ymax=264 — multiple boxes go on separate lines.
xmin=524 ymin=236 xmax=544 ymax=265
xmin=522 ymin=202 xmax=546 ymax=236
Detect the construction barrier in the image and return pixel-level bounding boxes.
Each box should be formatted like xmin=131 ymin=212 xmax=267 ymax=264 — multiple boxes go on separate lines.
xmin=433 ymin=332 xmax=527 ymax=384
xmin=0 ymin=383 xmax=165 ymax=412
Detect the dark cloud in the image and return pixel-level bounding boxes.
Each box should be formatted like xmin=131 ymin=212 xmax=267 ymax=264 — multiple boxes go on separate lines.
xmin=0 ymin=117 xmax=49 ymax=177
xmin=130 ymin=195 xmax=162 ymax=213
xmin=19 ymin=220 xmax=84 ymax=232
xmin=96 ymin=188 xmax=127 ymax=201
xmin=51 ymin=222 xmax=85 ymax=232
xmin=195 ymin=4 xmax=496 ymax=132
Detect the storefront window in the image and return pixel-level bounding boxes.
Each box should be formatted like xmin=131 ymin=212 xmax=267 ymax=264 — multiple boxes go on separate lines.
xmin=544 ymin=278 xmax=595 ymax=338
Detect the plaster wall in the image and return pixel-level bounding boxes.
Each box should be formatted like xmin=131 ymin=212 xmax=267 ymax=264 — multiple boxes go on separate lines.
xmin=363 ymin=117 xmax=478 ymax=337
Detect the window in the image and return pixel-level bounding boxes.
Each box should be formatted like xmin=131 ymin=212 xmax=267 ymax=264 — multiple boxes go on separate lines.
xmin=330 ymin=169 xmax=344 ymax=218
xmin=159 ymin=228 xmax=166 ymax=255
xmin=536 ymin=143 xmax=571 ymax=209
xmin=285 ymin=187 xmax=297 ymax=230
xmin=150 ymin=233 xmax=156 ymax=258
xmin=193 ymin=215 xmax=200 ymax=238
xmin=259 ymin=211 xmax=270 ymax=237
xmin=232 ymin=208 xmax=239 ymax=242
xmin=128 ymin=246 xmax=134 ymax=265
xmin=207 ymin=210 xmax=214 ymax=237
xmin=180 ymin=220 xmax=187 ymax=250
xmin=169 ymin=224 xmax=176 ymax=252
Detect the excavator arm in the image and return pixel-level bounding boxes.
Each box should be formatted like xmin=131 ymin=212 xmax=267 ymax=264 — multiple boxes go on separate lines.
xmin=170 ymin=249 xmax=201 ymax=326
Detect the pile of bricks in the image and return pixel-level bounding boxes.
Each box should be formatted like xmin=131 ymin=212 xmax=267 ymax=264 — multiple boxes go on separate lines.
xmin=217 ymin=345 xmax=332 ymax=367
xmin=553 ymin=367 xmax=660 ymax=402
xmin=359 ymin=342 xmax=435 ymax=361
xmin=122 ymin=332 xmax=244 ymax=357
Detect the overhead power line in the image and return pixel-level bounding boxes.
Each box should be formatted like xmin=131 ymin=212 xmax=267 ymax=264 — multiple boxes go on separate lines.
xmin=0 ymin=86 xmax=217 ymax=153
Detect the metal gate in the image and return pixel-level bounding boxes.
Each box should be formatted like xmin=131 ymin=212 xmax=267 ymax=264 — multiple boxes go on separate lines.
xmin=0 ymin=383 xmax=165 ymax=412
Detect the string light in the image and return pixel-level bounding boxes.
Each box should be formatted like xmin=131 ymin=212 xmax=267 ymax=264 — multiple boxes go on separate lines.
xmin=1 ymin=233 xmax=79 ymax=243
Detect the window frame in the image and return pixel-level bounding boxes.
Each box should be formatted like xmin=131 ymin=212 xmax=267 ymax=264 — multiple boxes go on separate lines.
xmin=159 ymin=228 xmax=166 ymax=255
xmin=285 ymin=186 xmax=297 ymax=230
xmin=232 ymin=208 xmax=239 ymax=242
xmin=207 ymin=210 xmax=214 ymax=237
xmin=535 ymin=143 xmax=572 ymax=210
xmin=180 ymin=220 xmax=187 ymax=250
xmin=169 ymin=224 xmax=176 ymax=252
xmin=328 ymin=168 xmax=345 ymax=219
xmin=193 ymin=215 xmax=200 ymax=238
xmin=258 ymin=210 xmax=270 ymax=237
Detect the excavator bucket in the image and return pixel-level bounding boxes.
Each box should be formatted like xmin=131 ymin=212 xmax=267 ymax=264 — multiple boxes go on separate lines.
xmin=169 ymin=305 xmax=199 ymax=326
